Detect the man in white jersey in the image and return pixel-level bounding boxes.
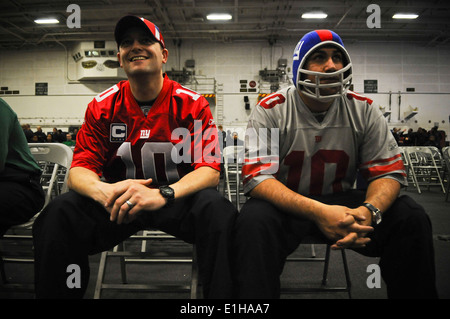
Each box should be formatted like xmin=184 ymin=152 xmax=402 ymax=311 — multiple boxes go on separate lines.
xmin=233 ymin=30 xmax=437 ymax=299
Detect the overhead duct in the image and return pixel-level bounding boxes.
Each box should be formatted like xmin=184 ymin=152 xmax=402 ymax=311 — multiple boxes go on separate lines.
xmin=72 ymin=41 xmax=126 ymax=80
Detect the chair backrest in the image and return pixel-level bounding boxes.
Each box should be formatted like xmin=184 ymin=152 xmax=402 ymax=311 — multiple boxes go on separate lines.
xmin=443 ymin=146 xmax=450 ymax=170
xmin=28 ymin=143 xmax=73 ymax=207
xmin=427 ymin=146 xmax=444 ymax=166
xmin=405 ymin=146 xmax=435 ymax=166
xmin=398 ymin=147 xmax=409 ymax=166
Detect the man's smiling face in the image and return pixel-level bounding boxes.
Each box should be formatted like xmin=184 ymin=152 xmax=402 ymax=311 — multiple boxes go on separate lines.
xmin=117 ymin=27 xmax=168 ymax=77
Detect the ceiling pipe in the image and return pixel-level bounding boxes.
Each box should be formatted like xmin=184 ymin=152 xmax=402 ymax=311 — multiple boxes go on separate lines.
xmin=335 ymin=6 xmax=354 ymax=28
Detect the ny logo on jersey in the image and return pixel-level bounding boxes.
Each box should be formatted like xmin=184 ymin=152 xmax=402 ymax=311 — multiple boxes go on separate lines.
xmin=315 ymin=136 xmax=322 ymax=143
xmin=140 ymin=129 xmax=151 ymax=139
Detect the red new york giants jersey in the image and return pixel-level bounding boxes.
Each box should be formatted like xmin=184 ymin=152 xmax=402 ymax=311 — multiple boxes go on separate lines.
xmin=72 ymin=75 xmax=220 ymax=185
xmin=242 ymin=85 xmax=407 ymax=196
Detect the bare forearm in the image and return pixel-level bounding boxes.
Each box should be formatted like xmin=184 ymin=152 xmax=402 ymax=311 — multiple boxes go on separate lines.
xmin=170 ymin=166 xmax=219 ymax=200
xmin=364 ymin=177 xmax=401 ymax=213
xmin=249 ymin=178 xmax=324 ymax=221
xmin=67 ymin=166 xmax=106 ymax=203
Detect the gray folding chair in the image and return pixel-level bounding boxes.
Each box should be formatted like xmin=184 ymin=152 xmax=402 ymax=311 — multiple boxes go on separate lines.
xmin=405 ymin=146 xmax=446 ymax=193
xmin=398 ymin=147 xmax=413 ymax=189
xmin=222 ymin=145 xmax=245 ymax=210
xmin=442 ymin=147 xmax=450 ymax=201
xmin=0 ymin=143 xmax=73 ymax=292
xmin=283 ymin=237 xmax=352 ymax=298
xmin=94 ymin=230 xmax=199 ymax=299
xmin=232 ymin=150 xmax=351 ymax=298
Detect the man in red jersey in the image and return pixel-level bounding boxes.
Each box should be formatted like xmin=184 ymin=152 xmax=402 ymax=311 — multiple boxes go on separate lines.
xmin=32 ymin=15 xmax=237 ymax=298
xmin=234 ymin=30 xmax=438 ymax=299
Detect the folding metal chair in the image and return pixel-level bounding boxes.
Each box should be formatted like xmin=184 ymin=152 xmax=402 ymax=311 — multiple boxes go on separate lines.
xmin=222 ymin=145 xmax=245 ymax=210
xmin=429 ymin=146 xmax=446 ymax=178
xmin=442 ymin=147 xmax=450 ymax=201
xmin=94 ymin=230 xmax=199 ymax=299
xmin=231 ymin=148 xmax=351 ymax=298
xmin=0 ymin=143 xmax=73 ymax=292
xmin=283 ymin=237 xmax=352 ymax=298
xmin=404 ymin=146 xmax=446 ymax=193
xmin=398 ymin=147 xmax=413 ymax=189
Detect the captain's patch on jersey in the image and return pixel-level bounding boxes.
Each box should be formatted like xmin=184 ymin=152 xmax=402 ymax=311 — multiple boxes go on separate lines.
xmin=110 ymin=123 xmax=127 ymax=142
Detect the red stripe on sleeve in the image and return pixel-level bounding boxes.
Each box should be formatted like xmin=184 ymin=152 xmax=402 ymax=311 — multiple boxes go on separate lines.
xmin=359 ymin=160 xmax=406 ymax=180
xmin=362 ymin=154 xmax=403 ymax=166
xmin=242 ymin=162 xmax=277 ymax=185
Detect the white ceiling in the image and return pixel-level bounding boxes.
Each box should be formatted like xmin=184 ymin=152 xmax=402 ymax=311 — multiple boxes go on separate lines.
xmin=1 ymin=0 xmax=450 ymax=50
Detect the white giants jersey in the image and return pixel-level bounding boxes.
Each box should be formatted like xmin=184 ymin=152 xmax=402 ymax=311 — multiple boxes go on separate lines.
xmin=242 ymin=85 xmax=407 ymax=196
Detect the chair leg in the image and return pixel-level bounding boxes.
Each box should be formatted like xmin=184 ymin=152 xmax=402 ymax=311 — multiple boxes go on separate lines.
xmin=141 ymin=230 xmax=149 ymax=252
xmin=310 ymin=244 xmax=316 ymax=258
xmin=0 ymin=255 xmax=7 ymax=284
xmin=341 ymin=249 xmax=352 ymax=299
xmin=222 ymin=173 xmax=227 ymax=198
xmin=117 ymin=242 xmax=127 ymax=284
xmin=94 ymin=234 xmax=200 ymax=299
xmin=93 ymin=251 xmax=108 ymax=299
xmin=190 ymin=245 xmax=198 ymax=299
xmin=321 ymin=245 xmax=331 ymax=286
xmin=444 ymin=170 xmax=450 ymax=201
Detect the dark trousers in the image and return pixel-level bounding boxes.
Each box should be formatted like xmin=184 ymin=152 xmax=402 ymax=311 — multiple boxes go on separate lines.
xmin=233 ymin=191 xmax=438 ymax=299
xmin=32 ymin=188 xmax=237 ymax=299
xmin=0 ymin=175 xmax=45 ymax=237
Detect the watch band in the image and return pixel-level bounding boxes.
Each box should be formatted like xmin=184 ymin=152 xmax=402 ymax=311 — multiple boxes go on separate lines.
xmin=362 ymin=202 xmax=382 ymax=225
xmin=159 ymin=185 xmax=175 ymax=207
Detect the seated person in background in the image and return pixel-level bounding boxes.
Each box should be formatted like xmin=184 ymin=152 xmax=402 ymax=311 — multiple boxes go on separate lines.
xmin=57 ymin=129 xmax=66 ymax=142
xmin=32 ymin=15 xmax=237 ymax=299
xmin=424 ymin=134 xmax=440 ymax=149
xmin=402 ymin=128 xmax=415 ymax=146
xmin=62 ymin=133 xmax=76 ymax=147
xmin=46 ymin=133 xmax=54 ymax=143
xmin=391 ymin=127 xmax=400 ymax=143
xmin=428 ymin=126 xmax=442 ymax=150
xmin=233 ymin=30 xmax=438 ymax=299
xmin=30 ymin=134 xmax=39 ymax=143
xmin=71 ymin=127 xmax=79 ymax=142
xmin=0 ymin=98 xmax=45 ymax=237
xmin=35 ymin=126 xmax=47 ymax=143
xmin=22 ymin=123 xmax=34 ymax=143
xmin=51 ymin=127 xmax=66 ymax=143
xmin=416 ymin=127 xmax=428 ymax=146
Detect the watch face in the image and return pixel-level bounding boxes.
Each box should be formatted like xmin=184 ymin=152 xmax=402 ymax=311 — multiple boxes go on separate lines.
xmin=373 ymin=212 xmax=382 ymax=224
xmin=160 ymin=186 xmax=174 ymax=199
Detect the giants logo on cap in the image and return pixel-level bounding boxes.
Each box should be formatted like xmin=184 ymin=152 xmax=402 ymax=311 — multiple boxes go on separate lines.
xmin=115 ymin=15 xmax=166 ymax=49
xmin=140 ymin=17 xmax=165 ymax=48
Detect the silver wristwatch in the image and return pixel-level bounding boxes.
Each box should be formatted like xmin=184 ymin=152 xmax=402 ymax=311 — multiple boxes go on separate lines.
xmin=362 ymin=202 xmax=382 ymax=225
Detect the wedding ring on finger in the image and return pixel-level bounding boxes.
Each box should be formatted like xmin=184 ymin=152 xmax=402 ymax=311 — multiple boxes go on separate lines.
xmin=126 ymin=200 xmax=134 ymax=209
